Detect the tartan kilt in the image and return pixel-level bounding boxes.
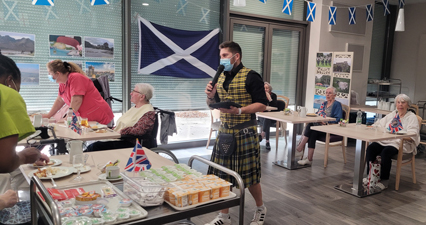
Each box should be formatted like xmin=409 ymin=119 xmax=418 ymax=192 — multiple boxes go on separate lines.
xmin=207 ymin=125 xmax=261 ymax=189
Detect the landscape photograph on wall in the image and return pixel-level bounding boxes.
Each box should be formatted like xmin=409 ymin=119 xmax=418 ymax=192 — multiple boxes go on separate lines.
xmin=84 ymin=37 xmax=114 ymax=59
xmin=0 ymin=31 xmax=35 ymax=57
xmin=85 ymin=62 xmax=115 ymax=81
xmin=16 ymin=63 xmax=39 ymax=85
xmin=49 ymin=35 xmax=83 ymax=57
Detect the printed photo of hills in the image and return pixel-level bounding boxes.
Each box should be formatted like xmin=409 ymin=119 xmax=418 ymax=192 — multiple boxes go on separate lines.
xmin=84 ymin=37 xmax=114 ymax=59
xmin=16 ymin=63 xmax=39 ymax=85
xmin=0 ymin=31 xmax=35 ymax=57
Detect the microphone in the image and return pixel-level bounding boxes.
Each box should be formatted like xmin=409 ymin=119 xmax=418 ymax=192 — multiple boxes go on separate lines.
xmin=211 ymin=64 xmax=225 ymax=88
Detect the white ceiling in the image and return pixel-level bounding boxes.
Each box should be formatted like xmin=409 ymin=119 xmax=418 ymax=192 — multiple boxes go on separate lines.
xmin=389 ymin=0 xmax=426 ymax=5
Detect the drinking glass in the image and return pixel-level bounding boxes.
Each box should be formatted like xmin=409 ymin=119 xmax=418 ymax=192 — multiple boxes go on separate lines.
xmin=72 ymin=154 xmax=84 ymax=182
xmin=80 ymin=118 xmax=89 ymax=127
xmin=296 ymin=106 xmax=301 ymax=116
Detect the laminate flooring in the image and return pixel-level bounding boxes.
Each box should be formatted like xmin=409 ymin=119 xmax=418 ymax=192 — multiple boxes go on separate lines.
xmin=169 ymin=137 xmax=426 ymax=225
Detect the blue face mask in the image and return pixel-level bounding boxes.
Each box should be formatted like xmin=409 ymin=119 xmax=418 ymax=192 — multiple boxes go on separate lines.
xmin=220 ymin=54 xmax=236 ymax=72
xmin=48 ymin=75 xmax=56 ymax=83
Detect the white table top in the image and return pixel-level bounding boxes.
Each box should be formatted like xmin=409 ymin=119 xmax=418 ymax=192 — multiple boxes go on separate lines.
xmin=256 ymin=111 xmax=336 ymax=124
xmin=351 ymin=105 xmax=392 ymax=115
xmin=311 ymin=123 xmax=416 ymax=142
xmin=20 ymin=148 xmax=174 ymax=187
xmin=265 ymin=106 xmax=278 ymax=111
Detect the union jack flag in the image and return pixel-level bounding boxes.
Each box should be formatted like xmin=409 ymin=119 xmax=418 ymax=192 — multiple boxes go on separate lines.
xmin=125 ymin=140 xmax=152 ymax=172
xmin=388 ymin=113 xmax=404 ymax=133
xmin=69 ymin=111 xmax=82 ymax=135
xmin=317 ymin=102 xmax=327 ymax=118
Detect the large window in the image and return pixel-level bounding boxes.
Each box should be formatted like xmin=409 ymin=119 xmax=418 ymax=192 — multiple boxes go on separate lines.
xmin=2 ymin=1 xmax=123 ymax=112
xmin=130 ymin=0 xmax=221 ymax=111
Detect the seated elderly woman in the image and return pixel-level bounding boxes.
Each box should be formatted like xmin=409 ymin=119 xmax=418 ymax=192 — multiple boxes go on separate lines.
xmin=86 ymin=83 xmax=156 ymax=151
xmin=365 ymin=94 xmax=420 ymax=190
xmin=296 ymin=87 xmax=343 ymax=165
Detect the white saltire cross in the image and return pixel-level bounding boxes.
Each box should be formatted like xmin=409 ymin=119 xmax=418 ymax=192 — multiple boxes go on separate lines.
xmin=282 ymin=0 xmax=293 ymax=15
xmin=3 ymin=0 xmax=19 ymax=21
xmin=328 ymin=6 xmax=336 ymax=25
xmin=349 ymin=7 xmax=356 ymax=25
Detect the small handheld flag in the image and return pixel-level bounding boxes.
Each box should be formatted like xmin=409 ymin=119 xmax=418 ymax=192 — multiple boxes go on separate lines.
xmin=317 ymin=103 xmax=327 ymax=118
xmin=69 ymin=111 xmax=82 ymax=135
xmin=387 ymin=113 xmax=404 ymax=133
xmin=125 ymin=140 xmax=152 ymax=172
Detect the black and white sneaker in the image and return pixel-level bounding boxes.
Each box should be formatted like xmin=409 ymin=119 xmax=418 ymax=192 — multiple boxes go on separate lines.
xmin=205 ymin=213 xmax=231 ymax=225
xmin=250 ymin=206 xmax=267 ymax=225
xmin=266 ymin=142 xmax=271 ymax=150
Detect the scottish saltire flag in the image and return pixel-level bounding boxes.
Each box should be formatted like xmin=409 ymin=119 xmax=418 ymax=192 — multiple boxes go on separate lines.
xmin=176 ymin=0 xmax=188 ymax=16
xmin=282 ymin=0 xmax=293 ymax=15
xmin=366 ymin=4 xmax=373 ymax=22
xmin=91 ymin=0 xmax=109 ymax=5
xmin=68 ymin=112 xmax=82 ymax=135
xmin=317 ymin=103 xmax=327 ymax=118
xmin=349 ymin=7 xmax=356 ymax=25
xmin=328 ymin=6 xmax=336 ymax=25
xmin=32 ymin=0 xmax=54 ymax=6
xmin=306 ymin=2 xmax=316 ymax=22
xmin=398 ymin=0 xmax=405 ymax=8
xmin=138 ymin=16 xmax=220 ymax=78
xmin=387 ymin=113 xmax=404 ymax=133
xmin=259 ymin=0 xmax=266 ymax=3
xmin=4 ymin=0 xmax=19 ymax=21
xmin=382 ymin=0 xmax=390 ymax=16
xmin=125 ymin=140 xmax=152 ymax=172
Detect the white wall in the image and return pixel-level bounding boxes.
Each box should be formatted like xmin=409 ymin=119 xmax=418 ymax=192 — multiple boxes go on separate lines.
xmin=390 ymin=3 xmax=426 ymax=102
xmin=305 ymin=0 xmax=374 ymax=110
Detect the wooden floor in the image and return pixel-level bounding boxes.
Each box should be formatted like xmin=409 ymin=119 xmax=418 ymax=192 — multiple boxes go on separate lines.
xmin=171 ymin=137 xmax=426 ymax=225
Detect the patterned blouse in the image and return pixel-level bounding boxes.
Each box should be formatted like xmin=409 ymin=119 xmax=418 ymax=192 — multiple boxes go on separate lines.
xmin=119 ymin=111 xmax=156 ymax=136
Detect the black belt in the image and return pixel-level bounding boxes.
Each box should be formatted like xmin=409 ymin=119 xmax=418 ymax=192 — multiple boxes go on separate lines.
xmin=221 ymin=120 xmax=257 ymax=130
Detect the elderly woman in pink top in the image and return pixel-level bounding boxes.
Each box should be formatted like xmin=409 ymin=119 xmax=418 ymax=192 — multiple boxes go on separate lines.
xmin=42 ymin=60 xmax=113 ymax=125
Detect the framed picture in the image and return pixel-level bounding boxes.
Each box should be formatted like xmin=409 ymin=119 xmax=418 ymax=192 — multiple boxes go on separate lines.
xmin=49 ymin=35 xmax=83 ymax=57
xmin=0 ymin=31 xmax=35 ymax=57
xmin=84 ymin=37 xmax=114 ymax=59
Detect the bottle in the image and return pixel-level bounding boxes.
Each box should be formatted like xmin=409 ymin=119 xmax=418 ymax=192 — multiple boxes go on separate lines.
xmin=356 ymin=109 xmax=362 ymax=126
xmin=67 ymin=108 xmax=73 ymax=126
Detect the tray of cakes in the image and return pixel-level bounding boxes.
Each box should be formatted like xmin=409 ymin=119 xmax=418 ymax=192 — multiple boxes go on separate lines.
xmin=36 ymin=180 xmax=147 ymax=224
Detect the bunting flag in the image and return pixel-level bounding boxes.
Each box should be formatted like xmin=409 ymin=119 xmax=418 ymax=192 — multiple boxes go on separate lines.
xmin=306 ymin=2 xmax=316 ymax=22
xmin=387 ymin=113 xmax=404 ymax=133
xmin=125 ymin=140 xmax=152 ymax=172
xmin=68 ymin=111 xmax=82 ymax=135
xmin=259 ymin=0 xmax=267 ymax=3
xmin=349 ymin=7 xmax=356 ymax=25
xmin=44 ymin=6 xmax=58 ymax=20
xmin=398 ymin=0 xmax=405 ymax=8
xmin=200 ymin=7 xmax=210 ymax=24
xmin=328 ymin=6 xmax=336 ymax=25
xmin=282 ymin=0 xmax=293 ymax=15
xmin=382 ymin=0 xmax=390 ymax=16
xmin=366 ymin=4 xmax=373 ymax=22
xmin=91 ymin=0 xmax=109 ymax=6
xmin=138 ymin=16 xmax=220 ymax=78
xmin=32 ymin=0 xmax=54 ymax=6
xmin=176 ymin=0 xmax=188 ymax=16
xmin=3 ymin=0 xmax=19 ymax=21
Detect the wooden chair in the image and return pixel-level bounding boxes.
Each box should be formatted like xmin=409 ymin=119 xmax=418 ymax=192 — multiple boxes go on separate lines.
xmin=392 ymin=115 xmax=421 ymax=190
xmin=275 ymin=95 xmax=290 ymax=151
xmin=206 ymin=109 xmax=221 ymax=149
xmin=409 ymin=104 xmax=419 ymax=115
xmin=316 ymin=104 xmax=350 ymax=167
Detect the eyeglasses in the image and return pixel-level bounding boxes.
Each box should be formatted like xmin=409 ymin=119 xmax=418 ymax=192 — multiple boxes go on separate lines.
xmin=131 ymin=90 xmax=143 ymax=95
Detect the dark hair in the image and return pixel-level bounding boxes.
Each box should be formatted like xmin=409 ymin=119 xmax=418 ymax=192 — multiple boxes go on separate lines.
xmin=0 ymin=54 xmax=21 ymax=81
xmin=219 ymin=41 xmax=242 ymax=60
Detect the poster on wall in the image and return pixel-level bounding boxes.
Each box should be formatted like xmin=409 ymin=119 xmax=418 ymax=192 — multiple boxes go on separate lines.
xmin=16 ymin=63 xmax=40 ymax=85
xmin=313 ymin=52 xmax=353 ymax=109
xmin=69 ymin=61 xmax=83 ymax=69
xmin=84 ymin=37 xmax=114 ymax=59
xmin=85 ymin=62 xmax=115 ymax=81
xmin=49 ymin=35 xmax=83 ymax=57
xmin=0 ymin=31 xmax=35 ymax=57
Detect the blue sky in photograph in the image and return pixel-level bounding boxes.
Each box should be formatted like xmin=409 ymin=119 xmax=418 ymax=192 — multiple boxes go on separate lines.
xmin=85 ymin=37 xmax=114 ymax=47
xmin=16 ymin=63 xmax=39 ymax=73
xmin=0 ymin=31 xmax=35 ymax=41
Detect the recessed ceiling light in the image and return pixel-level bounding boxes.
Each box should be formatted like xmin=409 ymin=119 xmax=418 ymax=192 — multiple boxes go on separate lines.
xmin=142 ymin=3 xmax=149 ymax=6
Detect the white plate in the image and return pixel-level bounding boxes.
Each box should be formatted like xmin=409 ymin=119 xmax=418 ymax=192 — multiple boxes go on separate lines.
xmin=88 ymin=122 xmax=108 ymax=130
xmin=32 ymin=159 xmax=62 ymax=168
xmin=71 ymin=165 xmax=91 ymax=173
xmin=387 ymin=130 xmax=408 ymax=135
xmin=98 ymin=173 xmax=123 ymax=181
xmin=164 ymin=192 xmax=237 ymax=211
xmin=28 ymin=166 xmax=73 ymax=180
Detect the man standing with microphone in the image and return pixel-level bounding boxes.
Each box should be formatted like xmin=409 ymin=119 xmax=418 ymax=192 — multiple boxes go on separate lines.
xmin=205 ymin=41 xmax=268 ymax=225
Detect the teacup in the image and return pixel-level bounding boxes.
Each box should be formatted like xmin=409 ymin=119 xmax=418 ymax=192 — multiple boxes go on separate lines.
xmin=106 ymin=166 xmax=120 ymax=179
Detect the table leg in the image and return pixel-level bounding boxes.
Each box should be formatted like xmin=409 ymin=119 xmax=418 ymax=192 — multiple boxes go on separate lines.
xmin=273 ymin=123 xmax=309 ymax=170
xmin=334 ymin=139 xmax=381 ymax=197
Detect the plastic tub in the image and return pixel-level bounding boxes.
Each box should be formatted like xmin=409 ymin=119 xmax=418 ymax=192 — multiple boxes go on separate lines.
xmin=122 ymin=173 xmax=169 ymax=207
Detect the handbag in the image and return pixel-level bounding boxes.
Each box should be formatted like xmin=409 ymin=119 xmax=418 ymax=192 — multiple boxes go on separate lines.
xmin=367 ymin=156 xmax=381 ymax=189
xmin=217 ymin=133 xmax=237 ymax=156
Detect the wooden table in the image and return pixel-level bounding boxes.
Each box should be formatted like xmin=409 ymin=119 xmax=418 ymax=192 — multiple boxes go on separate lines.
xmin=311 ymin=123 xmax=416 ymax=197
xmin=351 ymin=105 xmax=392 ymax=116
xmin=256 ymin=112 xmax=335 ymax=170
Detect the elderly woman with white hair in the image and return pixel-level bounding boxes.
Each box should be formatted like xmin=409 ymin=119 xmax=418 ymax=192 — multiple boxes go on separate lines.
xmin=296 ymin=87 xmax=343 ymax=165
xmin=365 ymin=94 xmax=420 ymax=190
xmin=86 ymin=83 xmax=156 ymax=151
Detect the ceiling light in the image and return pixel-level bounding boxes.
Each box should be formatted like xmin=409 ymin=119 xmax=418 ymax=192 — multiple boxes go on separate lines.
xmin=395 ymin=8 xmax=405 ymax=32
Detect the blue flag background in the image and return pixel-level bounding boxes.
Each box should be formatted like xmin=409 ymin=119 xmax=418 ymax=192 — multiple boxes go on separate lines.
xmin=138 ymin=17 xmax=220 ymax=79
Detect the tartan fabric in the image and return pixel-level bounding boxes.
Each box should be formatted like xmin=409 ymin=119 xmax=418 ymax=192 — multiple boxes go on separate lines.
xmin=208 ymin=125 xmax=261 ymax=188
xmin=217 ymin=67 xmax=252 ymax=128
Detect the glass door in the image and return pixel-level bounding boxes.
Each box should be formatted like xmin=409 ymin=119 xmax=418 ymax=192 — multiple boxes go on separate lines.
xmin=230 ymin=19 xmax=305 ymax=106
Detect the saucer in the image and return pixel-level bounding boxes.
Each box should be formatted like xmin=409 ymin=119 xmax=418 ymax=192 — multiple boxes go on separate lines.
xmin=98 ymin=173 xmax=122 ymax=181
